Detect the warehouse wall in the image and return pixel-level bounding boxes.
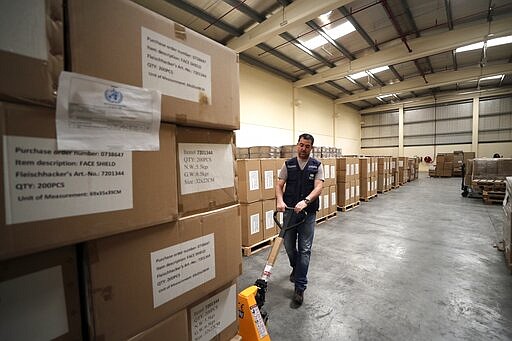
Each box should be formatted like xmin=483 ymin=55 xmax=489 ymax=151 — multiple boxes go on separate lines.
xmin=236 ymin=62 xmax=361 ymax=153
xmin=479 ymin=142 xmax=512 ymax=158
xmin=335 ymin=104 xmax=361 ymax=155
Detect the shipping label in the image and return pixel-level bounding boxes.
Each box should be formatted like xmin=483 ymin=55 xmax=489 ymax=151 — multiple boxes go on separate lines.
xmin=324 ymin=164 xmax=330 ymax=179
xmin=331 ymin=192 xmax=336 ymax=206
xmin=265 ymin=210 xmax=274 ymax=229
xmin=249 ymin=170 xmax=259 ymax=191
xmin=323 ymin=194 xmax=329 ymax=209
xmin=264 ymin=170 xmax=273 ymax=189
xmin=345 ymin=188 xmax=350 ymax=200
xmin=3 ymin=136 xmax=132 ymax=224
xmin=141 ymin=27 xmax=212 ymax=103
xmin=330 ymin=165 xmax=335 ymax=178
xmin=56 ymin=71 xmax=161 ymax=151
xmin=250 ymin=213 xmax=260 ymax=235
xmin=190 ymin=284 xmax=237 ymax=341
xmin=151 ymin=234 xmax=215 ymax=308
xmin=178 ymin=143 xmax=234 ymax=195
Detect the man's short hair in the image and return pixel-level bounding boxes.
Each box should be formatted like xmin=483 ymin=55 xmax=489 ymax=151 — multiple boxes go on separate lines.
xmin=298 ymin=133 xmax=314 ymax=145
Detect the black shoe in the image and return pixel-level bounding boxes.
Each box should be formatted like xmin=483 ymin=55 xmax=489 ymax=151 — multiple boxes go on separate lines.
xmin=293 ymin=289 xmax=304 ymax=305
xmin=289 ymin=269 xmax=295 ymax=283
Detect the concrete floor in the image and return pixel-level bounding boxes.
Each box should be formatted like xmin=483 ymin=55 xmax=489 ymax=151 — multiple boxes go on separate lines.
xmin=238 ymin=173 xmax=512 ymax=341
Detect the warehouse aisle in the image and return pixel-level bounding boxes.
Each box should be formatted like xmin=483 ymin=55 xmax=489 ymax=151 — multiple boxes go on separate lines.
xmin=238 ymin=173 xmax=512 ymax=341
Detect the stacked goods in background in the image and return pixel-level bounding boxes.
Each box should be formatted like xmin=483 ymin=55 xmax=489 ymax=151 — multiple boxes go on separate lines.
xmin=280 ymin=145 xmax=295 ymax=158
xmin=463 ymin=151 xmax=476 ymax=186
xmin=249 ymin=146 xmax=280 ymax=159
xmin=408 ymin=158 xmax=416 ymax=181
xmin=237 ymin=155 xmax=284 ymax=254
xmin=318 ymin=158 xmax=337 ymax=220
xmin=336 ymin=157 xmax=360 ymax=210
xmin=377 ymin=157 xmax=392 ymax=193
xmin=453 ymin=151 xmax=464 ymax=176
xmin=471 ymin=158 xmax=512 ymax=204
xmin=398 ymin=157 xmax=409 ymax=184
xmin=391 ymin=157 xmax=400 ymax=188
xmin=1 ymin=1 xmax=242 ymax=340
xmin=236 ymin=147 xmax=250 ymax=159
xmin=359 ymin=157 xmax=377 ymax=201
xmin=503 ymin=177 xmax=512 ymax=268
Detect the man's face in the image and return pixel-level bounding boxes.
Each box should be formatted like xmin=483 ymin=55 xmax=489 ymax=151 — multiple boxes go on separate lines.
xmin=296 ymin=137 xmax=313 ymax=160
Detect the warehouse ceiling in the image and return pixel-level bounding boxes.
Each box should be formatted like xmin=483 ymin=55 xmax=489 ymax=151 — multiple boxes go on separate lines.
xmin=133 ymin=0 xmax=512 ymax=111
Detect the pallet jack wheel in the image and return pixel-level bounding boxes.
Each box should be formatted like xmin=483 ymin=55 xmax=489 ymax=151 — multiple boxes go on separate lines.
xmin=462 ymin=189 xmax=468 ymax=197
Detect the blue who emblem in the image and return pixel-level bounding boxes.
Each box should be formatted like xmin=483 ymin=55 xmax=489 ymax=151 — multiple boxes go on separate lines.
xmin=104 ymin=87 xmax=123 ymax=104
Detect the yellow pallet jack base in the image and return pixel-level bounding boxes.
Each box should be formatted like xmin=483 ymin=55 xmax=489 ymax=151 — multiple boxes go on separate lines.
xmin=237 ymin=285 xmax=271 ymax=341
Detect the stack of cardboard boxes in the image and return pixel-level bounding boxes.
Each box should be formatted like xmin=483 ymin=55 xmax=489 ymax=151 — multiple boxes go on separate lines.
xmin=377 ymin=157 xmax=392 ymax=193
xmin=391 ymin=157 xmax=399 ymax=188
xmin=503 ymin=177 xmax=512 ymax=268
xmin=398 ymin=157 xmax=409 ymax=184
xmin=237 ymin=158 xmax=283 ymax=249
xmin=1 ymin=1 xmax=242 ymax=340
xmin=336 ymin=157 xmax=360 ymax=209
xmin=318 ymin=158 xmax=337 ymax=219
xmin=360 ymin=157 xmax=377 ymax=200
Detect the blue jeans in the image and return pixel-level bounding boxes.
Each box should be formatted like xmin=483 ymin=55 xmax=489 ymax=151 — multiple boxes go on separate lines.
xmin=283 ymin=210 xmax=316 ymax=292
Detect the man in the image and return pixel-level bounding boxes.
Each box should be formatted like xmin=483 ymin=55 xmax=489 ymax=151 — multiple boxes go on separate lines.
xmin=276 ymin=133 xmax=324 ymax=306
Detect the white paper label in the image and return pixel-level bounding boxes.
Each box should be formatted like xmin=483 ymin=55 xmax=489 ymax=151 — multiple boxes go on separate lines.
xmin=350 ymin=164 xmax=354 ymax=176
xmin=323 ymin=194 xmax=329 ymax=209
xmin=190 ymin=284 xmax=237 ymax=341
xmin=141 ymin=27 xmax=212 ymax=103
xmin=250 ymin=213 xmax=260 ymax=235
xmin=264 ymin=170 xmax=274 ymax=189
xmin=319 ymin=196 xmax=323 ymax=209
xmin=367 ymin=164 xmax=370 ymax=174
xmin=330 ymin=165 xmax=335 ymax=178
xmin=3 ymin=136 xmax=132 ymax=224
xmin=331 ymin=192 xmax=336 ymax=205
xmin=151 ymin=234 xmax=215 ymax=308
xmin=399 ymin=160 xmax=404 ymax=167
xmin=355 ymin=164 xmax=359 ymax=174
xmin=324 ymin=164 xmax=330 ymax=179
xmin=56 ymin=71 xmax=161 ymax=151
xmin=368 ymin=181 xmax=370 ymax=191
xmin=351 ymin=186 xmax=355 ymax=198
xmin=345 ymin=188 xmax=350 ymax=200
xmin=0 ymin=266 xmax=68 ymax=341
xmin=249 ymin=170 xmax=260 ymax=191
xmin=265 ymin=210 xmax=274 ymax=229
xmin=356 ymin=185 xmax=360 ymax=196
xmin=392 ymin=161 xmax=396 ymax=168
xmin=178 ymin=143 xmax=234 ymax=195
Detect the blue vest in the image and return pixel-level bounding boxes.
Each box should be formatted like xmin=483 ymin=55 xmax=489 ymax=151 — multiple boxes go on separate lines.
xmin=283 ymin=157 xmax=320 ymax=213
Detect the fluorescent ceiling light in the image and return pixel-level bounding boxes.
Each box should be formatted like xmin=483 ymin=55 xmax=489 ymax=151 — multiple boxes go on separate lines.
xmin=348 ymin=66 xmax=390 ymax=79
xmin=455 ymin=35 xmax=512 ymax=53
xmin=302 ymin=21 xmax=355 ymax=50
xmin=318 ymin=10 xmax=333 ymax=24
xmin=480 ymin=74 xmax=503 ymax=81
xmin=377 ymin=94 xmax=394 ymax=100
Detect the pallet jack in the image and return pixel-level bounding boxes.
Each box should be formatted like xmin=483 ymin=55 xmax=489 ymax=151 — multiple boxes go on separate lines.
xmin=237 ymin=208 xmax=306 ymax=341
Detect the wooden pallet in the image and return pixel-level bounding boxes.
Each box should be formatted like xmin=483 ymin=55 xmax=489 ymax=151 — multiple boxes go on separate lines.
xmin=482 ymin=190 xmax=505 ymax=205
xmin=316 ymin=212 xmax=337 ymax=224
xmin=472 ymin=179 xmax=506 ymax=192
xmin=361 ymin=194 xmax=377 ymax=202
xmin=377 ymin=189 xmax=389 ymax=194
xmin=242 ymin=235 xmax=277 ymax=257
xmin=338 ymin=201 xmax=360 ymax=212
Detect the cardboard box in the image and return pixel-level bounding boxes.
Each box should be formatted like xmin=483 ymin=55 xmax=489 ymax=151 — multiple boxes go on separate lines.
xmin=236 ymin=159 xmax=262 ymax=204
xmin=321 ymin=186 xmax=329 ymax=217
xmin=241 ymin=202 xmax=263 ymax=246
xmin=329 ymin=185 xmax=337 ymax=214
xmin=498 ymin=158 xmax=512 ymax=178
xmin=360 ymin=177 xmax=370 ymax=199
xmin=322 ymin=158 xmax=336 ymax=186
xmin=336 ymin=182 xmax=351 ymax=207
xmin=128 ymin=310 xmax=188 ymax=341
xmin=0 ymin=102 xmax=178 ymax=260
xmin=0 ymin=246 xmax=82 ymax=341
xmin=67 ymin=0 xmax=240 ymax=129
xmin=260 ymin=159 xmax=276 ymax=200
xmin=0 ymin=1 xmax=63 ymax=106
xmin=274 ymin=158 xmax=286 ymax=180
xmin=83 ymin=204 xmax=242 ymax=340
xmin=177 ymin=126 xmax=236 ymax=216
xmin=188 ymin=281 xmax=238 ymax=341
xmin=359 ymin=157 xmax=370 ymax=178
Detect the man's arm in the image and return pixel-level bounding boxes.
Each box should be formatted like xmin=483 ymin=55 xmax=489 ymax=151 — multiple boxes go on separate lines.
xmin=276 ymin=178 xmax=286 ymax=212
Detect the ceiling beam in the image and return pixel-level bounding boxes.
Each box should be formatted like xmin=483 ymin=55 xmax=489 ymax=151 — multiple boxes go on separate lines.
xmin=335 ymin=63 xmax=512 ymax=104
xmin=226 ymin=0 xmax=354 ymax=52
xmin=360 ymin=86 xmax=512 ymax=113
xmin=222 ymin=0 xmax=266 ymax=23
xmin=294 ymin=16 xmax=512 ymax=87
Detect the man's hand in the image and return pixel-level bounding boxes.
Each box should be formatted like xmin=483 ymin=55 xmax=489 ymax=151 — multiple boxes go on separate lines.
xmin=276 ymin=200 xmax=287 ymax=212
xmin=294 ymin=200 xmax=308 ymax=213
